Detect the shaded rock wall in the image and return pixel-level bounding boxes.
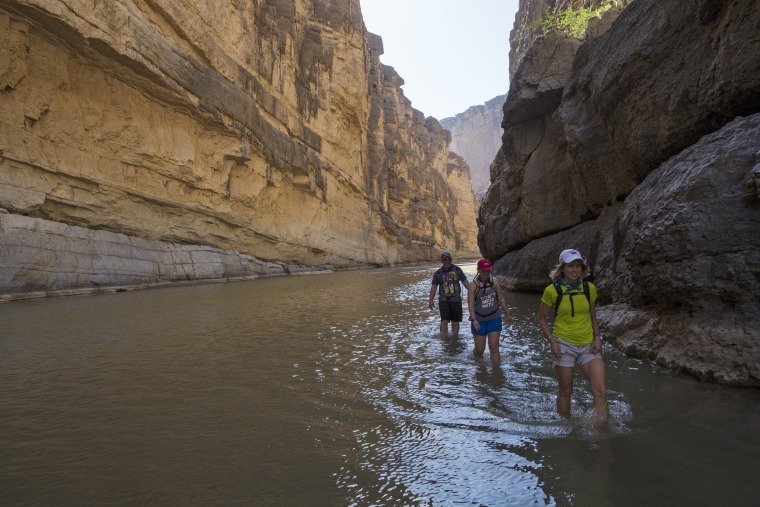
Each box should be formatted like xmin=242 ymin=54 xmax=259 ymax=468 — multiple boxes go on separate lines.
xmin=0 ymin=0 xmax=479 ymax=296
xmin=599 ymin=115 xmax=760 ymax=385
xmin=486 ymin=0 xmax=760 ymax=385
xmin=441 ymin=94 xmax=507 ymax=195
xmin=508 ymin=0 xmax=615 ymax=81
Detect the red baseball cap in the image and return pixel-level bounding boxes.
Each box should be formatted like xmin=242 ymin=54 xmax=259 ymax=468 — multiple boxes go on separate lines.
xmin=477 ymin=258 xmax=492 ymax=271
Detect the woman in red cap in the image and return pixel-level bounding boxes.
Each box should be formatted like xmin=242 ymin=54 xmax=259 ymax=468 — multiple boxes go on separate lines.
xmin=467 ymin=258 xmax=512 ymax=362
xmin=537 ymin=249 xmax=607 ymax=421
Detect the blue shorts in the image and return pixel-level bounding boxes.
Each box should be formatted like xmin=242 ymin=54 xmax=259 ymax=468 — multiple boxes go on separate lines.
xmin=471 ymin=317 xmax=502 ymax=336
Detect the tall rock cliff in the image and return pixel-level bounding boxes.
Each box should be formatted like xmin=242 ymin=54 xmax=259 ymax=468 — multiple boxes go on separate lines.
xmin=483 ymin=0 xmax=760 ymax=386
xmin=509 ymin=0 xmax=616 ymax=81
xmin=441 ymin=94 xmax=506 ymax=195
xmin=446 ymin=1 xmax=616 ymax=198
xmin=0 ymin=0 xmax=479 ymax=297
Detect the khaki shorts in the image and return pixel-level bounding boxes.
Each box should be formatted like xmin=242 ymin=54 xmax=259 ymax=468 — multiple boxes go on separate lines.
xmin=553 ymin=336 xmax=602 ymax=367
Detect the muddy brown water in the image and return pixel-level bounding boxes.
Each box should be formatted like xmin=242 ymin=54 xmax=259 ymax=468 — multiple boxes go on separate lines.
xmin=1 ymin=263 xmax=759 ymax=506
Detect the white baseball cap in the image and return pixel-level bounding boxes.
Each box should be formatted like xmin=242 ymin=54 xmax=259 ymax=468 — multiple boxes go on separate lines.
xmin=559 ymin=249 xmax=584 ymax=264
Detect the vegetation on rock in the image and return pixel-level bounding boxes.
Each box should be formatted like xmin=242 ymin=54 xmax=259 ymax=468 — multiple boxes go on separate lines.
xmin=529 ymin=1 xmax=617 ymax=38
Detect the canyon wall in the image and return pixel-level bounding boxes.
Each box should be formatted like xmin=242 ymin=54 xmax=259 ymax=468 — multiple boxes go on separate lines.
xmin=441 ymin=94 xmax=506 ymax=195
xmin=446 ymin=0 xmax=619 ymax=198
xmin=484 ymin=0 xmax=760 ymax=385
xmin=509 ymin=0 xmax=618 ymax=81
xmin=0 ymin=0 xmax=479 ymax=298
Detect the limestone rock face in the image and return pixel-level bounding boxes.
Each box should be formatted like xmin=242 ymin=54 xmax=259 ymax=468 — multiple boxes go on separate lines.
xmin=0 ymin=0 xmax=479 ymax=296
xmin=598 ymin=115 xmax=760 ymax=386
xmin=508 ymin=0 xmax=616 ymax=82
xmin=365 ymin=50 xmax=479 ymax=261
xmin=487 ymin=0 xmax=760 ymax=385
xmin=479 ymin=28 xmax=586 ymax=257
xmin=0 ymin=211 xmax=302 ymax=301
xmin=509 ymin=0 xmax=553 ymax=82
xmin=441 ymin=94 xmax=506 ymax=195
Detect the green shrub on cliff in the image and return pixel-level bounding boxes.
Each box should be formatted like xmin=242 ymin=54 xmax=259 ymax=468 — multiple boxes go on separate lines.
xmin=529 ymin=1 xmax=615 ymax=38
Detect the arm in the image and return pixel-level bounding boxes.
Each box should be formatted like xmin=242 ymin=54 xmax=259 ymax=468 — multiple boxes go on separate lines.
xmin=590 ymin=300 xmax=603 ymax=353
xmin=537 ymin=301 xmax=561 ymax=359
xmin=429 ymin=283 xmax=437 ymax=310
xmin=467 ymin=280 xmax=480 ymax=331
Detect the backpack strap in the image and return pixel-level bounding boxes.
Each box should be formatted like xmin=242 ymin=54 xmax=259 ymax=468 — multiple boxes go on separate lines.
xmin=474 ymin=275 xmax=494 ymax=300
xmin=474 ymin=275 xmax=499 ymax=318
xmin=552 ymin=281 xmax=564 ymax=314
xmin=553 ymin=279 xmax=591 ymax=317
xmin=582 ymin=279 xmax=590 ymax=305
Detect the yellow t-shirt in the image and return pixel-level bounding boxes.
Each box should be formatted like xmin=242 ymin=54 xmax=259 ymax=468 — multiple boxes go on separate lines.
xmin=541 ymin=281 xmax=597 ymax=345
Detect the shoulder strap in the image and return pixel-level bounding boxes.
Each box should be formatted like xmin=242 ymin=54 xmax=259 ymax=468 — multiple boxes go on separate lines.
xmin=474 ymin=275 xmax=494 ymax=299
xmin=552 ymin=281 xmax=563 ymax=313
xmin=554 ymin=280 xmax=591 ymax=316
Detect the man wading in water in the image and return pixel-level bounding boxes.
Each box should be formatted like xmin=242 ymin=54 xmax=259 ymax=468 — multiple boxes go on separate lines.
xmin=429 ymin=251 xmax=469 ymax=337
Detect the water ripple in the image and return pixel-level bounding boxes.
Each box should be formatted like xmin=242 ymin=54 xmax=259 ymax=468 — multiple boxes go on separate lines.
xmin=1 ymin=267 xmax=759 ymax=505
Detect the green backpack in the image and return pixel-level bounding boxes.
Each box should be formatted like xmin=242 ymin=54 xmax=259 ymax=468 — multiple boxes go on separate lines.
xmin=473 ymin=275 xmax=494 ymax=300
xmin=552 ymin=280 xmax=590 ymax=317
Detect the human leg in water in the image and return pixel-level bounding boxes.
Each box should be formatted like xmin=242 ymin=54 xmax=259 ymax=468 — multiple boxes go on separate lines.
xmin=472 ymin=329 xmax=486 ymax=358
xmin=582 ymin=358 xmax=608 ymax=422
xmin=487 ymin=331 xmax=500 ymax=362
xmin=555 ymin=365 xmax=574 ymax=417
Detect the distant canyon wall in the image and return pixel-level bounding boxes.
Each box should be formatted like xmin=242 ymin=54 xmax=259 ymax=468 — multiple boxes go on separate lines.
xmin=0 ymin=0 xmax=479 ymax=297
xmin=484 ymin=0 xmax=760 ymax=385
xmin=441 ymin=94 xmax=506 ymax=195
xmin=445 ymin=0 xmax=616 ymax=197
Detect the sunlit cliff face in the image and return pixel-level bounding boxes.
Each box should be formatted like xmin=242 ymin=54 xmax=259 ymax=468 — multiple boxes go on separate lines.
xmin=0 ymin=0 xmax=479 ymax=278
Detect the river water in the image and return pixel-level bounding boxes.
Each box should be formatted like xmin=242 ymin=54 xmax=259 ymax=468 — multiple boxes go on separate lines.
xmin=1 ymin=262 xmax=759 ymax=506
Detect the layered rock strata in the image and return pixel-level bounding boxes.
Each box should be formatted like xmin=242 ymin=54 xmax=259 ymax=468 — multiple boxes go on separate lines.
xmin=485 ymin=0 xmax=760 ymax=385
xmin=0 ymin=0 xmax=479 ymax=297
xmin=0 ymin=210 xmax=312 ymax=302
xmin=441 ymin=94 xmax=507 ymax=195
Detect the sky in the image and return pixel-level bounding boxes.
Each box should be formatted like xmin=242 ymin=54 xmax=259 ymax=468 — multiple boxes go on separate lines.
xmin=360 ymin=0 xmax=520 ymax=120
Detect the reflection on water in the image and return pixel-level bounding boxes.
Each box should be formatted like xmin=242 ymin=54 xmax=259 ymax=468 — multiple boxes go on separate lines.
xmin=1 ymin=263 xmax=759 ymax=506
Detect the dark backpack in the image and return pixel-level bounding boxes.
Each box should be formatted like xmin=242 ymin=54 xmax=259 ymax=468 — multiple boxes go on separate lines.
xmin=473 ymin=275 xmax=494 ymax=300
xmin=553 ymin=280 xmax=590 ymax=317
xmin=474 ymin=275 xmax=499 ymax=318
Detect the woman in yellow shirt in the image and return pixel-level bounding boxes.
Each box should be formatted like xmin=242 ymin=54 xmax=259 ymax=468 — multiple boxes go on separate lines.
xmin=537 ymin=249 xmax=607 ymax=421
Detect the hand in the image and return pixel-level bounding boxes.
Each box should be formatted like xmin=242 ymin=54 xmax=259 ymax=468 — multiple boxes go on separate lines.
xmin=472 ymin=320 xmax=480 ymax=331
xmin=505 ymin=314 xmax=513 ymax=325
xmin=549 ymin=339 xmax=562 ymax=359
xmin=429 ymin=301 xmax=434 ymax=310
xmin=591 ymin=335 xmax=603 ymax=353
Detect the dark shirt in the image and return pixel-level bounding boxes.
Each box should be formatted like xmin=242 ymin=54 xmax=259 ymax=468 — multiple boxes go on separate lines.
xmin=431 ymin=265 xmax=468 ymax=302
